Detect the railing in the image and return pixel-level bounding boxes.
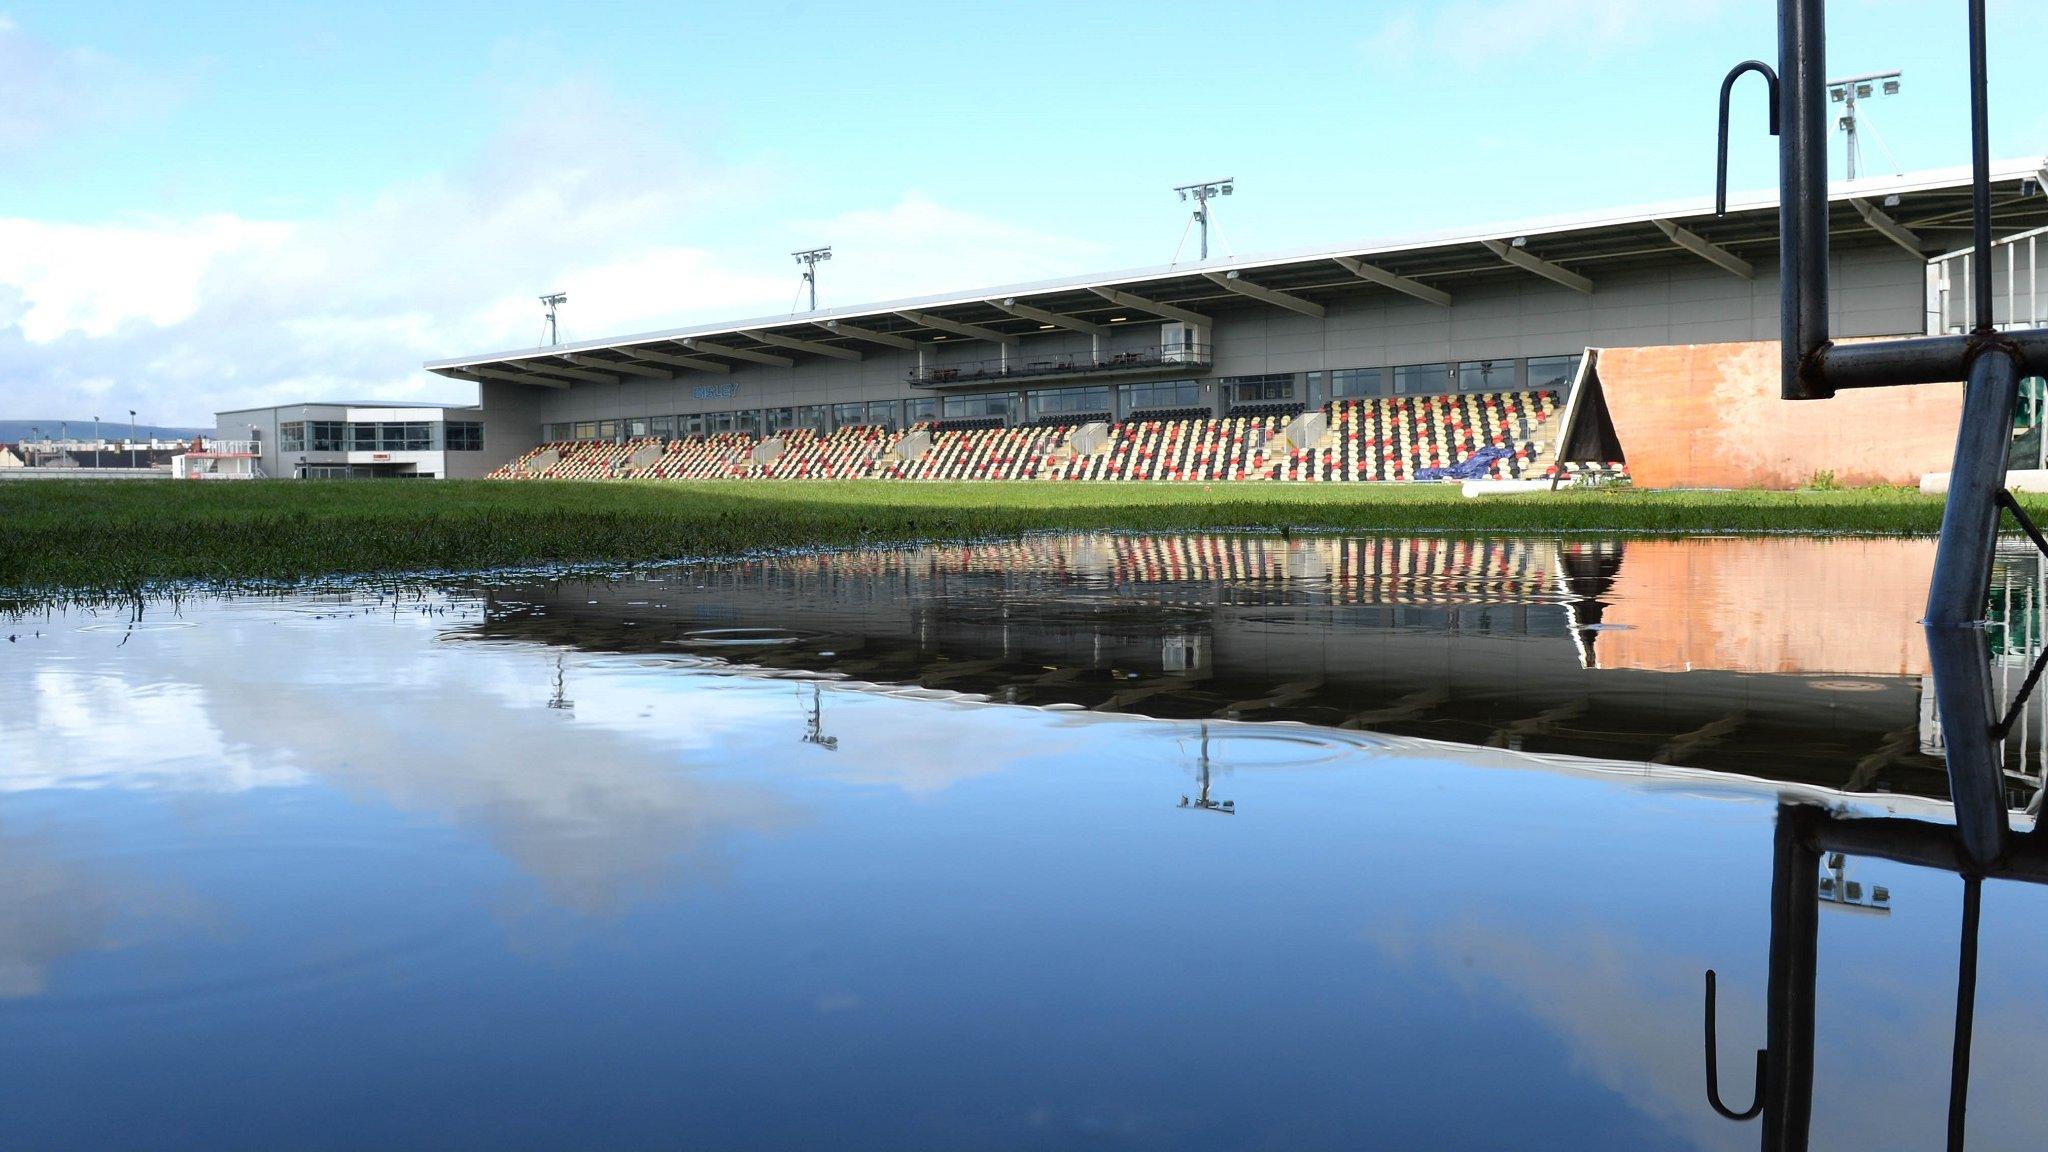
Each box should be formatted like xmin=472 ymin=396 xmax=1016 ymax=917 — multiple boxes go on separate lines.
xmin=193 ymin=439 xmax=261 ymax=455
xmin=907 ymin=343 xmax=1213 ymax=387
xmin=1928 ymin=224 xmax=2048 ymax=335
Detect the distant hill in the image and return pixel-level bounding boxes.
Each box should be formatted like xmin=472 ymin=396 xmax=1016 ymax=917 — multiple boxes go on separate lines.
xmin=0 ymin=420 xmax=209 ymax=442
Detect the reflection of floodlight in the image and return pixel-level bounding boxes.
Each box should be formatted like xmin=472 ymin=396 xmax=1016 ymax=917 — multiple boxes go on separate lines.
xmin=801 ymin=683 xmax=839 ymax=751
xmin=1176 ymin=723 xmax=1234 ymax=814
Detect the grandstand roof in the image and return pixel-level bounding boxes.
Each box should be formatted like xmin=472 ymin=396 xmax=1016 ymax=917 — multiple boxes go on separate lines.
xmin=428 ymin=157 xmax=2048 ymax=388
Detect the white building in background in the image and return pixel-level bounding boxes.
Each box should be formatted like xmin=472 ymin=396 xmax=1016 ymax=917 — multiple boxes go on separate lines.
xmin=213 ymin=402 xmax=491 ymax=479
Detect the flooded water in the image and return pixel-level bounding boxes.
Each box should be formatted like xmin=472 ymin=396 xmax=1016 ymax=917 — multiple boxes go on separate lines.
xmin=3 ymin=533 xmax=2046 ymax=1150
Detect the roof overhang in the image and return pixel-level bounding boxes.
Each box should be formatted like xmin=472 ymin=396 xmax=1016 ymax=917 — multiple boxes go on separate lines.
xmin=427 ymin=158 xmax=2048 ymax=388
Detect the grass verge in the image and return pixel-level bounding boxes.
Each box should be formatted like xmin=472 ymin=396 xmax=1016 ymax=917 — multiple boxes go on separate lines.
xmin=0 ymin=478 xmax=1984 ymax=598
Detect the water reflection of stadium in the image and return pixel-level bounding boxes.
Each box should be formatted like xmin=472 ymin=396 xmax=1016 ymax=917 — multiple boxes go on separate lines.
xmin=469 ymin=534 xmax=2048 ymax=807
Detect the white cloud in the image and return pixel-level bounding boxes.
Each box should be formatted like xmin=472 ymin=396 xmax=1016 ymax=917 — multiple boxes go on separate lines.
xmin=0 ymin=71 xmax=1102 ymax=423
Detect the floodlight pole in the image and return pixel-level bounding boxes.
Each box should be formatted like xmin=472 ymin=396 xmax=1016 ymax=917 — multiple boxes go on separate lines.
xmin=93 ymin=416 xmax=100 ymax=469
xmin=539 ymin=292 xmax=567 ymax=346
xmin=1174 ymin=178 xmax=1235 ymax=261
xmin=1827 ymin=69 xmax=1902 ymax=180
xmin=793 ymin=247 xmax=832 ymax=312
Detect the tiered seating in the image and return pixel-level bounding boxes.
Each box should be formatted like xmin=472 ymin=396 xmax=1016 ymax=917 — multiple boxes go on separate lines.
xmin=897 ymin=423 xmax=1067 ymax=480
xmin=1062 ymin=411 xmax=1289 ymax=481
xmin=1269 ymin=391 xmax=1560 ymax=482
xmin=636 ymin=433 xmax=759 ymax=479
xmin=490 ymin=438 xmax=655 ymax=480
xmin=484 ymin=390 xmax=1565 ymax=485
xmin=762 ymin=425 xmax=889 ymax=479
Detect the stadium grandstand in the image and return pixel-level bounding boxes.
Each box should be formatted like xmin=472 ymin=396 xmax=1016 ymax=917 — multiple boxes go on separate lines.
xmin=383 ymin=160 xmax=2048 ymax=489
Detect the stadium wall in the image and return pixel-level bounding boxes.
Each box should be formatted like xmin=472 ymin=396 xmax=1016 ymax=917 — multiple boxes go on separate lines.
xmin=1593 ymin=340 xmax=1964 ymax=488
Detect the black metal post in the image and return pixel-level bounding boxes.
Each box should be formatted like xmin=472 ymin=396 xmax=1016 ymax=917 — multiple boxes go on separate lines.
xmin=1947 ymin=875 xmax=1982 ymax=1152
xmin=1922 ymin=624 xmax=2012 ymax=869
xmin=1926 ymin=349 xmax=2022 ymax=627
xmin=1968 ymin=0 xmax=1994 ymax=333
xmin=1761 ymin=803 xmax=1820 ymax=1152
xmin=1778 ymin=0 xmax=1832 ymax=400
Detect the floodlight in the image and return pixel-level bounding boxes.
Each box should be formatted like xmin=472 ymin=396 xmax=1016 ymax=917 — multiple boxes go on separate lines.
xmin=1831 ymin=87 xmax=1846 ymax=102
xmin=1882 ymin=78 xmax=1899 ymax=94
xmin=1856 ymin=83 xmax=1872 ymax=98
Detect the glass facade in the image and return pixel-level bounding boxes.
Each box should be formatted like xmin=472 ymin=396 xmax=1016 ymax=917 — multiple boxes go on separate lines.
xmin=907 ymin=398 xmax=938 ymax=424
xmin=941 ymin=392 xmax=1016 ymax=420
xmin=309 ymin=421 xmax=347 ymax=452
xmin=1525 ymin=354 xmax=1583 ymax=392
xmin=867 ymin=400 xmax=900 ymax=429
xmin=1123 ymin=380 xmax=1202 ymax=410
xmin=833 ymin=402 xmax=866 ymax=427
xmin=279 ymin=422 xmax=306 ymax=452
xmin=1457 ymin=359 xmax=1514 ymax=393
xmin=1392 ymin=363 xmax=1450 ymax=394
xmin=1034 ymin=385 xmax=1112 ymax=416
xmin=1223 ymin=374 xmax=1294 ymax=405
xmin=446 ymin=422 xmax=483 ymax=451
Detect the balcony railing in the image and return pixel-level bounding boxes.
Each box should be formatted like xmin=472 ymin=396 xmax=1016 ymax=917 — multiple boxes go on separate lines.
xmin=908 ymin=343 xmax=1212 ymax=388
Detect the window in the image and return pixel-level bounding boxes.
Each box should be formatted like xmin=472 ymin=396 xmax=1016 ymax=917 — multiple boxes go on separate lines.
xmin=1123 ymin=379 xmax=1201 ymax=410
xmin=907 ymin=398 xmax=938 ymax=423
xmin=1033 ymin=385 xmax=1111 ymax=416
xmin=279 ymin=422 xmax=306 ymax=452
xmin=309 ymin=421 xmax=347 ymax=451
xmin=1326 ymin=368 xmax=1386 ymax=399
xmin=798 ymin=404 xmax=830 ymax=432
xmin=1393 ymin=362 xmax=1450 ymax=395
xmin=1223 ymin=374 xmax=1293 ymax=405
xmin=446 ymin=422 xmax=483 ymax=451
xmin=651 ymin=416 xmax=673 ymax=439
xmin=626 ymin=418 xmax=650 ymax=438
xmin=706 ymin=411 xmax=736 ymax=434
xmin=597 ymin=420 xmax=619 ymax=441
xmin=349 ymin=423 xmax=378 ymax=451
xmin=765 ymin=408 xmax=794 ymax=434
xmin=867 ymin=400 xmax=900 ymax=429
xmin=681 ymin=414 xmax=705 ymax=437
xmin=572 ymin=422 xmax=598 ymax=440
xmin=833 ymin=402 xmax=866 ymax=428
xmin=1457 ymin=360 xmax=1513 ymax=393
xmin=942 ymin=392 xmax=1016 ymax=419
xmin=1525 ymin=354 xmax=1583 ymax=393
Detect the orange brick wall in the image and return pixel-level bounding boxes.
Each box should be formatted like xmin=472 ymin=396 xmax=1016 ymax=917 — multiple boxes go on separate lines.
xmin=1597 ymin=340 xmax=1964 ymax=489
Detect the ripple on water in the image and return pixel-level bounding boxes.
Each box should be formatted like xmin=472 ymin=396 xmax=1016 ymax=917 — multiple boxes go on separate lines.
xmin=669 ymin=627 xmax=821 ymax=648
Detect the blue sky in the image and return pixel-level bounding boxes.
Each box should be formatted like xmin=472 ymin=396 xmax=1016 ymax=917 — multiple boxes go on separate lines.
xmin=2 ymin=0 xmax=2044 ymax=423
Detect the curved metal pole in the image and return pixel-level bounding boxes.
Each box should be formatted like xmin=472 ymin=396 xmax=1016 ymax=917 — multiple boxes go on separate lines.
xmin=1715 ymin=60 xmax=1782 ymax=218
xmin=1703 ymin=969 xmax=1766 ymax=1121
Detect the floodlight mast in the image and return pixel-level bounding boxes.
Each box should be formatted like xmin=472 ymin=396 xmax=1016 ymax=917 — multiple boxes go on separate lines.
xmin=539 ymin=292 xmax=568 ymax=346
xmin=793 ymin=247 xmax=832 ymax=312
xmin=1827 ymin=68 xmax=1902 ymax=179
xmin=1173 ymin=178 xmax=1235 ymax=261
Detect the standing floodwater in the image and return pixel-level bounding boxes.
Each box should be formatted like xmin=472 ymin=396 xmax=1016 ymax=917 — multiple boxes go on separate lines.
xmin=1 ymin=534 xmax=2044 ymax=1150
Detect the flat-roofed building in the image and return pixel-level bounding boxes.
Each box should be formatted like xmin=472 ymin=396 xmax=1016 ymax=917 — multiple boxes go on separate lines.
xmin=214 ymin=401 xmax=490 ymax=479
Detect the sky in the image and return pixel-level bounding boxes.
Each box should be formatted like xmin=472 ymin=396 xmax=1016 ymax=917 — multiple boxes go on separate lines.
xmin=0 ymin=0 xmax=2044 ymax=426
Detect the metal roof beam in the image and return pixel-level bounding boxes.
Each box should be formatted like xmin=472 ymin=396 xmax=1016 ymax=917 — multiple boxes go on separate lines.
xmin=988 ymin=297 xmax=1109 ymax=338
xmin=565 ymin=353 xmax=674 ymax=380
xmin=447 ymin=366 xmax=570 ymax=389
xmin=630 ymin=347 xmax=730 ymax=374
xmin=740 ymin=328 xmax=863 ymax=361
xmin=1086 ymin=286 xmax=1210 ymax=327
xmin=819 ymin=320 xmax=919 ymax=351
xmin=896 ymin=309 xmax=1019 ymax=346
xmin=527 ymin=360 xmax=624 ymax=384
xmin=1650 ymin=219 xmax=1755 ymax=279
xmin=1331 ymin=256 xmax=1452 ymax=307
xmin=1850 ymin=197 xmax=1930 ymax=257
xmin=679 ymin=338 xmax=794 ymax=368
xmin=1203 ymin=271 xmax=1325 ymax=318
xmin=1481 ymin=239 xmax=1594 ymax=295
